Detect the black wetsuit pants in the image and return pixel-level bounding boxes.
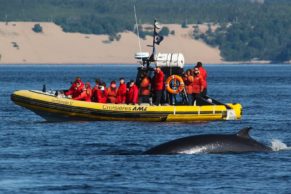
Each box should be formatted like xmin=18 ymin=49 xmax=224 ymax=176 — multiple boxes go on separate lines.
xmin=154 ymin=90 xmax=163 ymax=105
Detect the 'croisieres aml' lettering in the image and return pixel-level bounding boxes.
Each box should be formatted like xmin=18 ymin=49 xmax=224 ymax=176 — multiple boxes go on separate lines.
xmin=102 ymin=105 xmax=147 ymax=111
xmin=51 ymin=99 xmax=73 ymax=105
xmin=132 ymin=107 xmax=148 ymax=111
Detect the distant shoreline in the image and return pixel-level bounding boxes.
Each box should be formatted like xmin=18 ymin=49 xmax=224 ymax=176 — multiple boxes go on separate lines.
xmin=0 ymin=22 xmax=289 ymax=65
xmin=0 ymin=22 xmax=221 ymax=64
xmin=1 ymin=62 xmax=290 ymax=66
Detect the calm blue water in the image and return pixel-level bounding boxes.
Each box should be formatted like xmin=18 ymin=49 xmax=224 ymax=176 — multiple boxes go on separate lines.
xmin=1 ymin=64 xmax=291 ymax=193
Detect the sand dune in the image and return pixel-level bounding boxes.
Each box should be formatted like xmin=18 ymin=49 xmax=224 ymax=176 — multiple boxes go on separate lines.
xmin=0 ymin=22 xmax=222 ymax=64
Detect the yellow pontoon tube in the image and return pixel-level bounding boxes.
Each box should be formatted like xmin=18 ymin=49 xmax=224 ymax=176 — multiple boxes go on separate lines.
xmin=11 ymin=90 xmax=242 ymax=122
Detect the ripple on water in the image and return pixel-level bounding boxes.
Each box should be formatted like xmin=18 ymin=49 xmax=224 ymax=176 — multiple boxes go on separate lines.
xmin=1 ymin=65 xmax=291 ymax=193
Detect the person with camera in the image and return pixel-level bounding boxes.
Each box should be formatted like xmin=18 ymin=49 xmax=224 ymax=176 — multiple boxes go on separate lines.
xmin=96 ymin=82 xmax=108 ymax=103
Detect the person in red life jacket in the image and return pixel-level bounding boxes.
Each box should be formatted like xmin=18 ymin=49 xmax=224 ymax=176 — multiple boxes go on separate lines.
xmin=152 ymin=67 xmax=165 ymax=105
xmin=65 ymin=77 xmax=84 ymax=98
xmin=91 ymin=79 xmax=101 ymax=102
xmin=116 ymin=77 xmax=127 ymax=104
xmin=195 ymin=62 xmax=208 ymax=97
xmin=191 ymin=68 xmax=204 ymax=105
xmin=127 ymin=80 xmax=139 ymax=105
xmin=107 ymin=81 xmax=118 ymax=103
xmin=73 ymin=82 xmax=92 ymax=102
xmin=183 ymin=69 xmax=194 ymax=105
xmin=139 ymin=72 xmax=151 ymax=103
xmin=96 ymin=82 xmax=108 ymax=103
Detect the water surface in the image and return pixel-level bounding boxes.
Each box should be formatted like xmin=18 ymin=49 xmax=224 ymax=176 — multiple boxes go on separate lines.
xmin=1 ymin=64 xmax=291 ymax=193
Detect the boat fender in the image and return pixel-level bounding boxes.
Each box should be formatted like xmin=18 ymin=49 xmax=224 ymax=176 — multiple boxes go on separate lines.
xmin=165 ymin=75 xmax=185 ymax=94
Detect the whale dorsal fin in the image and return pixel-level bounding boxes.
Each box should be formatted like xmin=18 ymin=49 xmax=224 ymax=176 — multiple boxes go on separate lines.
xmin=236 ymin=127 xmax=252 ymax=139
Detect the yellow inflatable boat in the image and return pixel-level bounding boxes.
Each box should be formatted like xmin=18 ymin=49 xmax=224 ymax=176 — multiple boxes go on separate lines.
xmin=11 ymin=20 xmax=242 ymax=122
xmin=11 ymin=90 xmax=242 ymax=122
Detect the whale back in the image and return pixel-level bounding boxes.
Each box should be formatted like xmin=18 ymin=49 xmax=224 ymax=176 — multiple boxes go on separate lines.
xmin=144 ymin=127 xmax=272 ymax=154
xmin=236 ymin=127 xmax=252 ymax=139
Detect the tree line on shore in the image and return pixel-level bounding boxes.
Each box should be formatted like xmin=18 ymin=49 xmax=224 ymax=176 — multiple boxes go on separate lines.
xmin=1 ymin=0 xmax=290 ymax=62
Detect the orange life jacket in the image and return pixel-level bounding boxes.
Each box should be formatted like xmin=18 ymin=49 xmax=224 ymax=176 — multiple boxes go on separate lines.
xmin=183 ymin=75 xmax=194 ymax=94
xmin=140 ymin=77 xmax=151 ymax=96
xmin=107 ymin=87 xmax=117 ymax=103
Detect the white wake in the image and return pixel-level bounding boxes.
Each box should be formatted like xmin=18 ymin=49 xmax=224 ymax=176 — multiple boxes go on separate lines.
xmin=270 ymin=139 xmax=291 ymax=151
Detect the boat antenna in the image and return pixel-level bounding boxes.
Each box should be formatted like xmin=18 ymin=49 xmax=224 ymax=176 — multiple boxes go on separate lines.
xmin=152 ymin=19 xmax=157 ymax=57
xmin=149 ymin=19 xmax=158 ymax=62
xmin=133 ymin=3 xmax=142 ymax=52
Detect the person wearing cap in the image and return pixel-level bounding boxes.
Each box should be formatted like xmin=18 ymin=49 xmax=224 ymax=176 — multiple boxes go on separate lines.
xmin=96 ymin=82 xmax=108 ymax=103
xmin=65 ymin=77 xmax=84 ymax=98
xmin=139 ymin=72 xmax=151 ymax=103
xmin=195 ymin=62 xmax=208 ymax=97
xmin=73 ymin=82 xmax=92 ymax=102
xmin=127 ymin=80 xmax=139 ymax=105
xmin=107 ymin=80 xmax=118 ymax=103
xmin=192 ymin=67 xmax=204 ymax=104
xmin=92 ymin=79 xmax=101 ymax=102
xmin=116 ymin=78 xmax=127 ymax=104
xmin=152 ymin=67 xmax=165 ymax=105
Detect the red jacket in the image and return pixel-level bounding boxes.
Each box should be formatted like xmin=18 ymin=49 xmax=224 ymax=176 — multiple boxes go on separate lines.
xmin=116 ymin=83 xmax=127 ymax=104
xmin=153 ymin=71 xmax=164 ymax=91
xmin=140 ymin=77 xmax=151 ymax=96
xmin=97 ymin=89 xmax=108 ymax=103
xmin=192 ymin=75 xmax=204 ymax=94
xmin=198 ymin=67 xmax=207 ymax=88
xmin=73 ymin=87 xmax=92 ymax=102
xmin=127 ymin=84 xmax=139 ymax=104
xmin=107 ymin=87 xmax=117 ymax=103
xmin=65 ymin=81 xmax=84 ymax=98
xmin=91 ymin=85 xmax=99 ymax=102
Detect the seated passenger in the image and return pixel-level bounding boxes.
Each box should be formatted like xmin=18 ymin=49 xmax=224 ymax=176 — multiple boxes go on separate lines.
xmin=65 ymin=77 xmax=84 ymax=98
xmin=107 ymin=81 xmax=118 ymax=103
xmin=116 ymin=78 xmax=127 ymax=104
xmin=96 ymin=82 xmax=108 ymax=103
xmin=127 ymin=80 xmax=139 ymax=105
xmin=92 ymin=79 xmax=101 ymax=102
xmin=192 ymin=68 xmax=204 ymax=105
xmin=73 ymin=82 xmax=92 ymax=102
xmin=183 ymin=69 xmax=194 ymax=105
xmin=139 ymin=72 xmax=151 ymax=103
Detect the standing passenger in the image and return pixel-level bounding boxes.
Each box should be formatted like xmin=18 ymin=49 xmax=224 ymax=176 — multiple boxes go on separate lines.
xmin=107 ymin=81 xmax=118 ymax=103
xmin=195 ymin=62 xmax=208 ymax=97
xmin=116 ymin=78 xmax=127 ymax=104
xmin=139 ymin=72 xmax=151 ymax=103
xmin=192 ymin=68 xmax=204 ymax=105
xmin=183 ymin=69 xmax=194 ymax=105
xmin=152 ymin=67 xmax=164 ymax=105
xmin=127 ymin=80 xmax=139 ymax=105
